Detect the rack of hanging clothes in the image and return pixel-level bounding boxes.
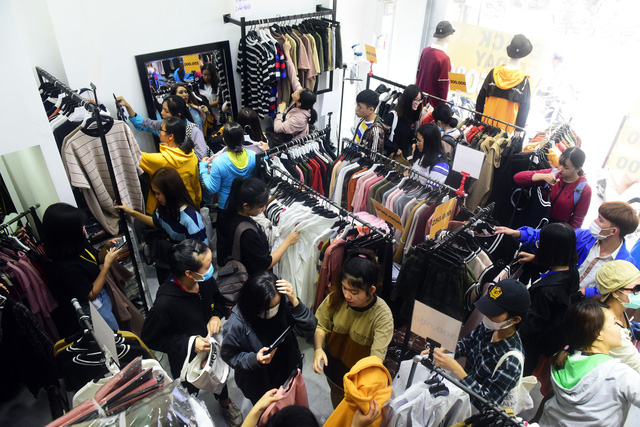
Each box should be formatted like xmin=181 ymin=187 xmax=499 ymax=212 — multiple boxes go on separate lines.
xmin=0 ymin=203 xmax=43 ymax=237
xmin=258 ymin=113 xmax=333 ymax=158
xmin=36 ymin=67 xmax=150 ymax=313
xmin=263 ymin=160 xmax=396 ymax=308
xmin=399 ymin=355 xmax=527 ymax=426
xmin=366 ymin=74 xmax=527 ymax=212
xmin=389 ymin=203 xmax=513 ymax=359
xmin=224 ymin=3 xmax=342 ymax=117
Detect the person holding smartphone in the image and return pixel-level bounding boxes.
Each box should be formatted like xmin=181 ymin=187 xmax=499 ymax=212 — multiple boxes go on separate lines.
xmin=221 ymin=271 xmax=317 ymax=404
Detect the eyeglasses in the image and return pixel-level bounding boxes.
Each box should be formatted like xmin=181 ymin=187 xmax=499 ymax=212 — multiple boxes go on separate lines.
xmin=412 ymin=98 xmax=423 ymax=105
xmin=159 ymin=129 xmax=167 ymax=134
xmin=621 ymin=285 xmax=640 ymax=295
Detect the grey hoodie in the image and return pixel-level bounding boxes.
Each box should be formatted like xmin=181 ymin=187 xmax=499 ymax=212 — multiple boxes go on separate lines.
xmin=540 ymin=357 xmax=640 ymax=426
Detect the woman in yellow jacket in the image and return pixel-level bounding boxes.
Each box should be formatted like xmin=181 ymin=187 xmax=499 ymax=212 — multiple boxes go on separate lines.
xmin=139 ymin=117 xmax=201 ymax=214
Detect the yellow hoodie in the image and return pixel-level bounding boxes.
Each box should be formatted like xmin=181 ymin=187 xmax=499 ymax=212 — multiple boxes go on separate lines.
xmin=323 ymin=356 xmax=392 ymax=427
xmin=139 ymin=144 xmax=201 ymax=214
xmin=478 ymin=65 xmax=530 ymax=133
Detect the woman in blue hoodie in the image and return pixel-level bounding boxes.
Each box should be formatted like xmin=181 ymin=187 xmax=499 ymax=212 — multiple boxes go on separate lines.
xmin=541 ymin=299 xmax=640 ymax=426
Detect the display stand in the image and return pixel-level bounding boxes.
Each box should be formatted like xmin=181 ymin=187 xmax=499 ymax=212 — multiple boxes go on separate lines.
xmin=223 ymin=2 xmax=338 ymax=97
xmin=36 ymin=67 xmax=150 ymax=313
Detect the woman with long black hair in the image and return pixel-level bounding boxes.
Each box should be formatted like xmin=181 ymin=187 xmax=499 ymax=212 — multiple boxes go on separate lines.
xmin=384 ymin=84 xmax=423 ymax=161
xmin=411 ymin=123 xmax=449 ymax=185
xmin=273 ymin=88 xmax=318 ymax=140
xmin=221 ymin=271 xmax=316 ymax=404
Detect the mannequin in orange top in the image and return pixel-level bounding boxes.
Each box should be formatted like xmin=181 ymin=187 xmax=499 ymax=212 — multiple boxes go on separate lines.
xmin=475 ymin=34 xmax=533 ymax=134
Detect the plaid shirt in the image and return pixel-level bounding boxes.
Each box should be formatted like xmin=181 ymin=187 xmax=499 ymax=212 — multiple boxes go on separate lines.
xmin=456 ymin=324 xmax=523 ymax=407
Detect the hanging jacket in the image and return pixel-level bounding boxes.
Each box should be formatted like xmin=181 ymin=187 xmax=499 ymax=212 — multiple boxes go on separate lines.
xmin=475 ymin=65 xmax=531 ymax=132
xmin=541 ymin=355 xmax=640 ymax=426
xmin=324 ymin=356 xmax=392 ymax=427
xmin=514 ymin=168 xmax=591 ymax=228
xmin=139 ymin=144 xmax=201 ymax=214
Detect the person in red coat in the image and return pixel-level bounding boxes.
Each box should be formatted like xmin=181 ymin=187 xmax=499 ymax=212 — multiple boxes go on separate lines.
xmin=514 ymin=147 xmax=591 ymax=228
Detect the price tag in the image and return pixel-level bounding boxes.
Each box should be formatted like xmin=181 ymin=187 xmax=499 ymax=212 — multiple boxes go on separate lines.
xmin=605 ymin=101 xmax=640 ymax=178
xmin=411 ymin=300 xmax=462 ymax=353
xmin=365 ymin=44 xmax=377 ymax=63
xmin=448 ymin=72 xmax=467 ymax=92
xmin=373 ymin=199 xmax=403 ymax=232
xmin=429 ymin=198 xmax=456 ymax=239
xmin=182 ymin=54 xmax=201 ymax=74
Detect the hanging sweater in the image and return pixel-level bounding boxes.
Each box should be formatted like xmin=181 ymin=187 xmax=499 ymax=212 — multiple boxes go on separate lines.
xmin=475 ymin=65 xmax=531 ymax=133
xmin=513 ymin=169 xmax=591 ymax=228
xmin=415 ymin=47 xmax=451 ymax=108
xmin=323 ymin=356 xmax=392 ymax=427
xmin=139 ymin=144 xmax=201 ymax=214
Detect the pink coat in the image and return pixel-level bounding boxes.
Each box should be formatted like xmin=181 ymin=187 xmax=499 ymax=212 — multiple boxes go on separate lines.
xmin=274 ymin=107 xmax=310 ymax=139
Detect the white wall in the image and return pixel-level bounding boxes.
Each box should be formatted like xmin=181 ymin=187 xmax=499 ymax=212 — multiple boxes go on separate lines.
xmin=0 ymin=0 xmax=76 ymax=219
xmin=387 ymin=0 xmax=429 ymax=86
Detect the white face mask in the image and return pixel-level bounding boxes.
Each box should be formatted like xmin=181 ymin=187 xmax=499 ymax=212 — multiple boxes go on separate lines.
xmin=483 ymin=316 xmax=514 ymax=331
xmin=258 ymin=304 xmax=279 ymax=319
xmin=589 ymin=221 xmax=615 ymax=240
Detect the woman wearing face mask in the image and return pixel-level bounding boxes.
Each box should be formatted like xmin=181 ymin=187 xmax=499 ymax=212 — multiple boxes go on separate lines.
xmin=595 ymin=260 xmax=640 ymax=372
xmin=313 ymin=251 xmax=394 ymax=408
xmin=116 ymin=94 xmax=208 ymax=160
xmin=141 ymin=239 xmax=244 ymax=426
xmin=221 ymin=271 xmax=317 ymax=404
xmin=421 ymin=279 xmax=531 ymax=408
xmin=431 ymin=103 xmax=460 ymax=161
xmin=513 ymin=146 xmax=591 ymax=228
xmin=383 ymin=84 xmax=424 ymax=162
xmin=540 ymin=299 xmax=640 ymax=426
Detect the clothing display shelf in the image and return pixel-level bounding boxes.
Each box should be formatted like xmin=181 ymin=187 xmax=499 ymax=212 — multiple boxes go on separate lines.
xmin=408 ymin=355 xmax=526 ymax=426
xmin=270 ymin=164 xmax=395 ymax=243
xmin=396 ymin=203 xmax=495 ymax=358
xmin=258 ymin=112 xmax=332 ymax=159
xmin=223 ymin=2 xmax=338 ymax=95
xmin=35 ymin=67 xmax=150 ymax=313
xmin=365 ymin=73 xmax=527 ymax=135
xmin=0 ymin=203 xmax=42 ymax=237
xmin=347 ymin=139 xmax=463 ymax=197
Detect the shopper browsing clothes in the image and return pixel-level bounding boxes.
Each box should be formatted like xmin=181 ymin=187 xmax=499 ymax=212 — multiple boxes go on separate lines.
xmin=116 ymin=94 xmax=208 ymax=159
xmin=513 ymin=146 xmax=591 ymax=228
xmin=141 ymin=239 xmax=243 ymax=427
xmin=273 ymin=88 xmax=318 ymax=141
xmin=313 ymin=251 xmax=394 ymax=408
xmin=540 ymin=300 xmax=640 ymax=426
xmin=353 ymin=89 xmax=388 ymax=153
xmin=431 ymin=103 xmax=460 ymax=161
xmin=221 ymin=272 xmax=317 ymax=404
xmin=410 ymin=123 xmax=450 ymax=185
xmin=421 ymin=279 xmax=531 ymax=407
xmin=383 ymin=84 xmax=423 ymax=162
xmin=42 ymin=203 xmax=123 ymax=332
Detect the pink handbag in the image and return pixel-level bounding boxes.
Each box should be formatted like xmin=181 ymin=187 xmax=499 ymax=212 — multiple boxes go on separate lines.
xmin=258 ymin=369 xmax=308 ymax=426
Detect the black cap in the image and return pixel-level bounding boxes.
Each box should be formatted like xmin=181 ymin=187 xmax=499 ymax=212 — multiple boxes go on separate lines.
xmin=433 ymin=21 xmax=455 ymax=39
xmin=506 ymin=34 xmax=533 ymax=59
xmin=474 ymin=279 xmax=531 ymax=317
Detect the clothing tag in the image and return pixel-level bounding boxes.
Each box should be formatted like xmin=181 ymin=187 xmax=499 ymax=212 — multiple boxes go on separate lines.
xmin=91 ymin=296 xmax=104 ymax=310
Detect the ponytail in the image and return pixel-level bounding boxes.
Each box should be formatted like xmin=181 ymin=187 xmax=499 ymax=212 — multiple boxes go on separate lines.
xmin=164 ymin=117 xmax=193 ymax=155
xmin=550 ymin=347 xmax=571 ymax=369
xmin=298 ymin=89 xmax=317 ymax=125
xmin=449 ymin=117 xmax=458 ymax=128
xmin=226 ymin=177 xmax=269 ymax=214
xmin=309 ymin=108 xmax=318 ymax=125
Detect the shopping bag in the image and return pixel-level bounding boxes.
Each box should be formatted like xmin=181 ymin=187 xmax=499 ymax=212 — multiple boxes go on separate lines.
xmin=180 ymin=333 xmax=229 ymax=394
xmin=258 ymin=369 xmax=308 ymax=426
xmin=492 ymin=350 xmax=537 ymax=414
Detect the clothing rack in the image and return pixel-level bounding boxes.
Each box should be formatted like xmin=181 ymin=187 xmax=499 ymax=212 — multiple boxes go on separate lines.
xmin=346 ymin=138 xmax=463 ymax=196
xmin=270 ymin=164 xmax=395 ymax=243
xmin=366 ymin=73 xmax=526 ymax=134
xmin=409 ymin=355 xmax=526 ymax=426
xmin=223 ymin=2 xmax=337 ymax=95
xmin=0 ymin=203 xmax=42 ymax=236
xmin=36 ymin=67 xmax=150 ymax=313
xmin=258 ymin=112 xmax=332 ymax=158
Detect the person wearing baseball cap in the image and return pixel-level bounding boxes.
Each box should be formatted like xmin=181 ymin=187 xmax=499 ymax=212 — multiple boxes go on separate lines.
xmin=421 ymin=279 xmax=531 ymax=407
xmin=596 ymin=260 xmax=640 ymax=372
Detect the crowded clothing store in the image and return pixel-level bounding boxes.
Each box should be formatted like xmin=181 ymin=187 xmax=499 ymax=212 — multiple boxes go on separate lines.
xmin=2 ymin=0 xmax=640 ymax=425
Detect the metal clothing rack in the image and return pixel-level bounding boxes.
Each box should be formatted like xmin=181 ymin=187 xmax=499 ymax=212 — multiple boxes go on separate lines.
xmin=0 ymin=203 xmax=42 ymax=237
xmin=36 ymin=67 xmax=150 ymax=313
xmin=258 ymin=112 xmax=332 ymax=158
xmin=346 ymin=138 xmax=463 ymax=196
xmin=223 ymin=2 xmax=338 ymax=96
xmin=270 ymin=164 xmax=395 ymax=243
xmin=406 ymin=355 xmax=526 ymax=426
xmin=366 ymin=73 xmax=527 ymax=135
